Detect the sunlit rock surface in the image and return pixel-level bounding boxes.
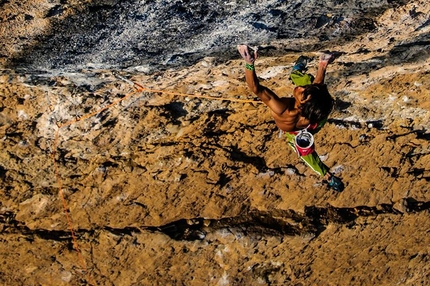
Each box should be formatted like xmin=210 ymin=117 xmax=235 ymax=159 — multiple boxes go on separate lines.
xmin=1 ymin=0 xmax=429 ymax=285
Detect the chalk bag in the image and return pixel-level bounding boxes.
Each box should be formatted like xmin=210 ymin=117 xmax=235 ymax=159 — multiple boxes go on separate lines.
xmin=294 ymin=129 xmax=315 ymax=156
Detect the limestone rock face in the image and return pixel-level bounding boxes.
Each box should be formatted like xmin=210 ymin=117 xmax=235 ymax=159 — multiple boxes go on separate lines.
xmin=1 ymin=0 xmax=430 ymax=285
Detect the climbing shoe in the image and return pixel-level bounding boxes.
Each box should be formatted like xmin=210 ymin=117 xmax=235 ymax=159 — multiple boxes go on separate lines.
xmin=292 ymin=55 xmax=311 ymax=73
xmin=327 ymin=175 xmax=344 ymax=192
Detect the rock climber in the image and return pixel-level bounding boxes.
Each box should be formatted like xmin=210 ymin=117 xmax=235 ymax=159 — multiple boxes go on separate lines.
xmin=237 ymin=44 xmax=344 ymax=192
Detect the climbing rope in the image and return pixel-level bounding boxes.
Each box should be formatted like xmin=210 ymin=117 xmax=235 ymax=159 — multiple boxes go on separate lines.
xmin=133 ymin=81 xmax=262 ymax=104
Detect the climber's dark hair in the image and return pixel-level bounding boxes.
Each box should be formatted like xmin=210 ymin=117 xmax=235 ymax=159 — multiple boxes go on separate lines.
xmin=299 ymin=84 xmax=333 ymax=123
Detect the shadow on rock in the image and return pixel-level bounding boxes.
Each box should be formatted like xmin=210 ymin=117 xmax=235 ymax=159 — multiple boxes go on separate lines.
xmin=5 ymin=0 xmax=418 ymax=72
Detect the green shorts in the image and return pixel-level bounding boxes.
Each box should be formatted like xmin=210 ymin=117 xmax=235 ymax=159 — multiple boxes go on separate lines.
xmin=290 ymin=70 xmax=314 ymax=87
xmin=284 ymin=132 xmax=329 ymax=177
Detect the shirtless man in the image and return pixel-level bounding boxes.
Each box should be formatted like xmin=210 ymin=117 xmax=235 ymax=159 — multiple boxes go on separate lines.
xmin=237 ymin=45 xmax=344 ymax=192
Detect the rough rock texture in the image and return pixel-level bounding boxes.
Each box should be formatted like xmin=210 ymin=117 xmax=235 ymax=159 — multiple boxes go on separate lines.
xmin=1 ymin=0 xmax=430 ymax=285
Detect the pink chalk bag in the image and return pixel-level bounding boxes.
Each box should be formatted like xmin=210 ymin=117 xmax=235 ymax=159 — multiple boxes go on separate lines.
xmin=294 ymin=128 xmax=315 ymax=156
